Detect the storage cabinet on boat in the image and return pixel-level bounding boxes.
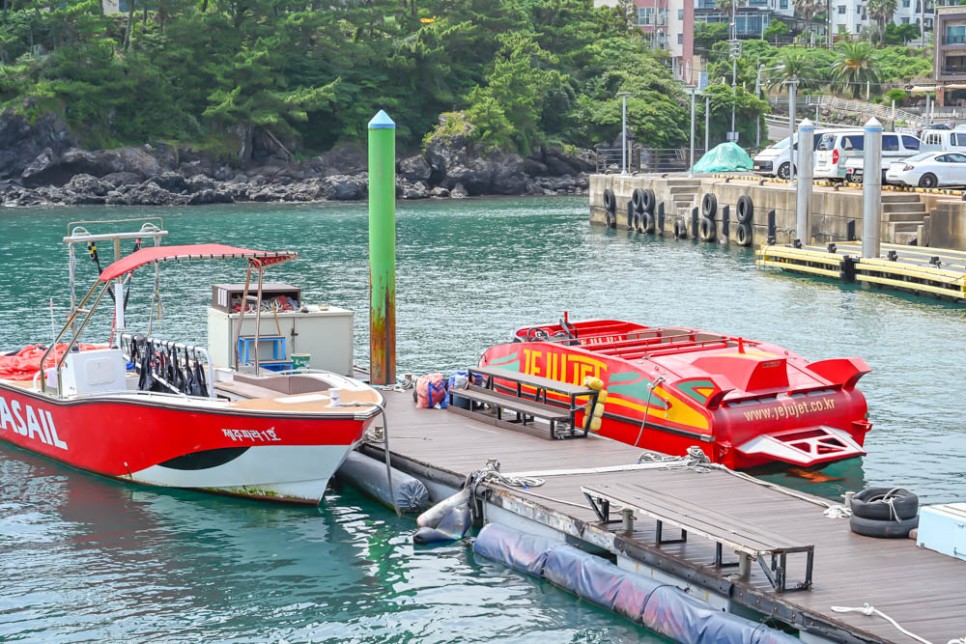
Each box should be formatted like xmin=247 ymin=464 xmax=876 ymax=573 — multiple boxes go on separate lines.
xmin=207 ymin=283 xmax=353 ymax=375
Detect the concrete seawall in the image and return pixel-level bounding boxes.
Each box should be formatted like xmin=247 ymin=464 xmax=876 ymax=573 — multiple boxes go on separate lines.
xmin=590 ymin=174 xmax=966 ymax=250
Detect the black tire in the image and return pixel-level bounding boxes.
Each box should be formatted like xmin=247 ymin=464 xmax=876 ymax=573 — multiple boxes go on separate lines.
xmin=701 ymin=193 xmax=717 ymax=219
xmin=736 ymin=195 xmax=754 ymax=224
xmin=851 ymin=487 xmax=919 ymax=521
xmin=849 ymin=514 xmax=919 ymax=539
xmin=777 ymin=162 xmax=792 ymax=180
xmin=603 ymin=188 xmax=616 ymax=214
xmin=642 ymin=188 xmax=656 ymax=214
xmin=918 ymin=173 xmax=938 ymax=189
xmin=673 ymin=219 xmax=688 ymax=239
xmin=735 ymin=223 xmax=752 ymax=246
xmin=698 ymin=216 xmax=716 ymax=242
xmin=643 ymin=211 xmax=656 ymax=234
xmin=632 ymin=188 xmax=645 ymax=212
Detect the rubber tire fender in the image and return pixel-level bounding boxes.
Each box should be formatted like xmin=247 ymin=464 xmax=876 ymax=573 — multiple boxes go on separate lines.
xmin=698 ymin=216 xmax=716 ymax=242
xmin=673 ymin=218 xmax=689 ymax=239
xmin=603 ymin=188 xmax=616 ymax=214
xmin=642 ymin=188 xmax=656 ymax=214
xmin=849 ymin=514 xmax=919 ymax=539
xmin=736 ymin=195 xmax=754 ymax=224
xmin=701 ymin=193 xmax=717 ymax=219
xmin=643 ymin=211 xmax=656 ymax=234
xmin=735 ymin=222 xmax=752 ymax=246
xmin=850 ymin=487 xmax=919 ymax=521
xmin=632 ymin=188 xmax=646 ymax=212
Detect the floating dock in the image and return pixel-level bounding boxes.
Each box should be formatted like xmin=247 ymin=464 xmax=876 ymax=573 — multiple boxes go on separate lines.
xmin=757 ymin=242 xmax=966 ymax=302
xmin=365 ymin=389 xmax=966 ymax=643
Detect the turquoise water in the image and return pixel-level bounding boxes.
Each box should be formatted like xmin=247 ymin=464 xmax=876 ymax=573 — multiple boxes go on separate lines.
xmin=1 ymin=197 xmax=964 ymax=640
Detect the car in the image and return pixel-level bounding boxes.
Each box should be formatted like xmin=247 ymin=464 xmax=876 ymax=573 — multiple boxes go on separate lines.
xmin=814 ymin=130 xmax=921 ymax=181
xmin=884 ymin=151 xmax=966 ymax=188
xmin=752 ymin=129 xmax=832 ymax=180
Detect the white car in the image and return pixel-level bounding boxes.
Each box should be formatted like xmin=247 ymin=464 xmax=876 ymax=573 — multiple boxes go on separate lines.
xmin=885 ymin=151 xmax=966 ymax=188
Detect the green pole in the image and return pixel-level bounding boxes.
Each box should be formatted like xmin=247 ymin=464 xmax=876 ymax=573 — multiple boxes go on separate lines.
xmin=368 ymin=110 xmax=396 ymax=386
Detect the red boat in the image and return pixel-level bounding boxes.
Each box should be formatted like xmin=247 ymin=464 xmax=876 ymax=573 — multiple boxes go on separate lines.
xmin=479 ymin=315 xmax=872 ymax=469
xmin=0 ymin=221 xmax=382 ymax=503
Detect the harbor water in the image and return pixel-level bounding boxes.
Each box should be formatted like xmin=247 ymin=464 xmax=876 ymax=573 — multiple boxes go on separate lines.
xmin=1 ymin=197 xmax=964 ymax=641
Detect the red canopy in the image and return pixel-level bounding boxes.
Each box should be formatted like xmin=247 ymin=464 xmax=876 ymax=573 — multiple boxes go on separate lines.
xmin=98 ymin=244 xmax=298 ymax=281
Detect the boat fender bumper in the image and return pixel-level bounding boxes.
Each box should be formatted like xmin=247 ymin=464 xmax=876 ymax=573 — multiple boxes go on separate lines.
xmin=473 ymin=523 xmax=799 ymax=643
xmin=336 ymin=451 xmax=430 ymax=513
xmin=850 ymin=487 xmax=919 ymax=521
xmin=849 ymin=514 xmax=919 ymax=539
xmin=413 ymin=504 xmax=472 ymax=544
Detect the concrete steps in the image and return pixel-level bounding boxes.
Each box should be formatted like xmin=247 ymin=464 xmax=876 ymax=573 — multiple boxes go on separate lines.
xmin=668 ymin=181 xmax=700 ymax=218
xmin=880 ymin=193 xmax=927 ymax=245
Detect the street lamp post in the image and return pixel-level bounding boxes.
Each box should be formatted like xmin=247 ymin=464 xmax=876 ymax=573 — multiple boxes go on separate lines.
xmin=787 ymin=75 xmax=799 ymax=185
xmin=688 ymin=87 xmax=697 ymax=176
xmin=730 ymin=0 xmax=738 ymax=140
xmin=618 ymin=91 xmax=630 ymax=175
xmin=755 ymin=64 xmax=764 ymax=148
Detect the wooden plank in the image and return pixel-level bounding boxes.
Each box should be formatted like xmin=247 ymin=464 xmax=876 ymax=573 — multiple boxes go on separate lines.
xmin=374 ymin=390 xmax=966 ymax=642
xmin=456 ymin=386 xmax=571 ymax=421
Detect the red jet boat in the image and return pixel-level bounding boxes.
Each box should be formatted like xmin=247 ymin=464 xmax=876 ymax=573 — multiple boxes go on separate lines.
xmin=479 ymin=315 xmax=872 ymax=469
xmin=0 ymin=220 xmax=382 ymax=503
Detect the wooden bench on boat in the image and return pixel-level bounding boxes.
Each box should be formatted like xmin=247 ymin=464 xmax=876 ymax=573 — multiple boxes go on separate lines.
xmin=448 ymin=366 xmax=597 ymax=440
xmin=582 ymin=482 xmax=814 ymax=593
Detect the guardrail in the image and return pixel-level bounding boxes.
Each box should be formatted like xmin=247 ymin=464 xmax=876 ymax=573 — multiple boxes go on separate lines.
xmin=769 ymin=95 xmax=926 ymax=129
xmin=596 ymin=147 xmax=705 ymax=174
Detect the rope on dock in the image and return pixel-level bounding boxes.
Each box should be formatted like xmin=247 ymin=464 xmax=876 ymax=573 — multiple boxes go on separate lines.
xmin=830 ymin=604 xmax=932 ymax=644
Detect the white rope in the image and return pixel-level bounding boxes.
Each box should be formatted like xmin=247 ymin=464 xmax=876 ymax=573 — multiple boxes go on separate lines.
xmin=823 ymin=505 xmax=852 ymax=519
xmin=830 ymin=604 xmax=931 ymax=644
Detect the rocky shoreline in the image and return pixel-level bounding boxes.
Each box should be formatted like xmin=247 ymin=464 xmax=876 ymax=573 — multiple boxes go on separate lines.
xmin=0 ymin=111 xmax=590 ymax=208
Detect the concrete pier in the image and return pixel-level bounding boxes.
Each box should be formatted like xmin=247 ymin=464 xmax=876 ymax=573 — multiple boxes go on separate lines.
xmin=590 ymin=174 xmax=966 ymax=250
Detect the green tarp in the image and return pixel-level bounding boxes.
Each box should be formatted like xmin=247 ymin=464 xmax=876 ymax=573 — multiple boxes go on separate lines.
xmin=692 ymin=142 xmax=753 ymax=173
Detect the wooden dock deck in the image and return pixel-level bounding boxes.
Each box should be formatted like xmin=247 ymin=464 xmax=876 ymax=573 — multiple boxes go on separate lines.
xmin=757 ymin=242 xmax=966 ymax=302
xmin=369 ymin=389 xmax=966 ymax=643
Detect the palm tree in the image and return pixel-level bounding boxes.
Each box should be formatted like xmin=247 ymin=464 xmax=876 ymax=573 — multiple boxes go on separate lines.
xmin=716 ymin=0 xmax=744 ymax=36
xmin=765 ymin=48 xmax=824 ymax=92
xmin=831 ymin=42 xmax=879 ymax=98
xmin=793 ymin=0 xmax=825 ymax=39
xmin=866 ymin=0 xmax=899 ymax=43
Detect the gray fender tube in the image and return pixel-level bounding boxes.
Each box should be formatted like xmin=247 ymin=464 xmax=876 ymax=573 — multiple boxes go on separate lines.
xmin=335 ymin=451 xmax=429 ymax=513
xmin=473 ymin=523 xmax=798 ymax=643
xmin=413 ymin=488 xmax=473 ymax=545
xmin=417 ymin=487 xmax=471 ymax=528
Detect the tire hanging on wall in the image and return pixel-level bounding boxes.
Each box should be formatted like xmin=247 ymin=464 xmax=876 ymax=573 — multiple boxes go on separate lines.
xmin=632 ymin=188 xmax=646 ymax=212
xmin=673 ymin=218 xmax=689 ymax=239
xmin=603 ymin=188 xmax=617 ymax=228
xmin=642 ymin=188 xmax=656 ymax=214
xmin=643 ymin=211 xmax=656 ymax=234
xmin=701 ymin=193 xmax=717 ymax=219
xmin=736 ymin=195 xmax=754 ymax=224
xmin=735 ymin=222 xmax=752 ymax=246
xmin=698 ymin=216 xmax=716 ymax=242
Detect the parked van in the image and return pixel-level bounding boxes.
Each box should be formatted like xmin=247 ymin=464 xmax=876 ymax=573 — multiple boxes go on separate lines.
xmin=814 ymin=130 xmax=921 ymax=181
xmin=752 ymin=129 xmax=832 ymax=180
xmin=919 ymin=128 xmax=966 ymax=153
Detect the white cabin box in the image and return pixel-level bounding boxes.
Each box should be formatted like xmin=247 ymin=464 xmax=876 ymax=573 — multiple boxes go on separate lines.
xmin=60 ymin=348 xmax=128 ymax=395
xmin=916 ymin=503 xmax=966 ymax=561
xmin=207 ymin=305 xmax=354 ymax=376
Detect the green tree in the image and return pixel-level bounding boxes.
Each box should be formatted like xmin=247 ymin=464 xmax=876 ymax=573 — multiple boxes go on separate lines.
xmin=793 ymin=0 xmax=824 ymax=38
xmin=694 ymin=22 xmax=729 ymax=55
xmin=762 ymin=20 xmax=790 ymax=45
xmin=866 ymin=0 xmax=899 ymax=43
xmin=832 ymin=41 xmax=880 ymax=98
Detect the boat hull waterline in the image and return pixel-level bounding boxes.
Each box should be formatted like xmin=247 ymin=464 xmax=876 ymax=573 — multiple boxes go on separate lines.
xmin=480 ymin=319 xmax=872 ymax=469
xmin=0 ymin=378 xmax=378 ymax=503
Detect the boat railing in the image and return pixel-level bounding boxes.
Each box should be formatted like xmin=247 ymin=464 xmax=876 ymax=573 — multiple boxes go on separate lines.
xmin=119 ymin=334 xmax=215 ymax=399
xmin=581 ymin=330 xmax=702 ymax=353
xmin=618 ymin=338 xmax=737 ymax=360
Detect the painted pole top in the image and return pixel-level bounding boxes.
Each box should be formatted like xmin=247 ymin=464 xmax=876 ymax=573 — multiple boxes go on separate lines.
xmin=799 ymin=118 xmax=814 ymax=131
xmin=369 ymin=110 xmax=396 ymax=129
xmin=864 ymin=117 xmax=883 ymax=131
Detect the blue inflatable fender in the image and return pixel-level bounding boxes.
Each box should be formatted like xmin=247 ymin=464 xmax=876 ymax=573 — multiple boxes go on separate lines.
xmin=472 ymin=522 xmax=551 ymax=576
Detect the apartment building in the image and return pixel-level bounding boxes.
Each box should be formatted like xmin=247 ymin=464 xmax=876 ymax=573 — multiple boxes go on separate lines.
xmin=935 ymin=4 xmax=966 ymax=106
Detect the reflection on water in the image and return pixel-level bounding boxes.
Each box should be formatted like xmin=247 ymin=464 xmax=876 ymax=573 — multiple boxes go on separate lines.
xmin=1 ymin=197 xmax=964 ymax=640
xmin=0 ymin=447 xmax=652 ymax=642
